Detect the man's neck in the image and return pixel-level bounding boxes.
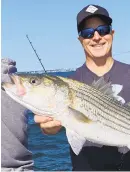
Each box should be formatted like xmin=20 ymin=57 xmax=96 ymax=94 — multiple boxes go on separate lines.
xmin=86 ymin=56 xmax=114 ymax=77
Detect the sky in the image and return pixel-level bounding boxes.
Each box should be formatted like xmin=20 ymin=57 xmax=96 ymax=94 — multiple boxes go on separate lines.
xmin=2 ymin=0 xmax=130 ymax=72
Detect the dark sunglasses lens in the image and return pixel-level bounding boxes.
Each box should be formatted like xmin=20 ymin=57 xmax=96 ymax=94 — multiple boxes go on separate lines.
xmin=80 ymin=25 xmax=111 ymax=38
xmin=97 ymin=26 xmax=111 ymax=36
xmin=81 ymin=28 xmax=94 ymax=38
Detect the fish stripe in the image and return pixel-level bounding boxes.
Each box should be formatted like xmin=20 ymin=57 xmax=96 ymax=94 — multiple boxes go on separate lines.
xmin=69 ymin=85 xmax=130 ymax=129
xmin=69 ymin=82 xmax=130 ymax=118
xmin=72 ymin=93 xmax=130 ymax=135
xmin=58 ymin=77 xmax=130 ymax=133
xmin=75 ymin=88 xmax=130 ymax=124
xmin=78 ymin=86 xmax=130 ymax=116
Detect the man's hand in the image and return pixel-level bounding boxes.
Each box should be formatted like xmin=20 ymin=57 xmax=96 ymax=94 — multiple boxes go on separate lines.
xmin=1 ymin=58 xmax=17 ymax=83
xmin=34 ymin=115 xmax=62 ymax=135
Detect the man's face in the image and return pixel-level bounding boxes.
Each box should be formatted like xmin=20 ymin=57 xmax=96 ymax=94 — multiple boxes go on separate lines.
xmin=78 ymin=17 xmax=114 ymax=59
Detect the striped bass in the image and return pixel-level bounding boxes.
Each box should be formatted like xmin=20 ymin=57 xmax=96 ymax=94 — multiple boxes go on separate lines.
xmin=2 ymin=73 xmax=130 ymax=155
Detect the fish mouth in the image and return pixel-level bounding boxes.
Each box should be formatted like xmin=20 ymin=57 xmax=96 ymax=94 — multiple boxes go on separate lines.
xmin=4 ymin=89 xmax=56 ymax=117
xmin=2 ymin=74 xmax=57 ymax=116
xmin=1 ymin=83 xmax=5 ymax=91
xmin=1 ymin=74 xmax=16 ymax=90
xmin=10 ymin=74 xmax=16 ymax=84
xmin=1 ymin=82 xmax=14 ymax=91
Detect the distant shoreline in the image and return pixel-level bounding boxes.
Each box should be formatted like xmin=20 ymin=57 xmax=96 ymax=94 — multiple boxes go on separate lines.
xmin=17 ymin=68 xmax=76 ymax=74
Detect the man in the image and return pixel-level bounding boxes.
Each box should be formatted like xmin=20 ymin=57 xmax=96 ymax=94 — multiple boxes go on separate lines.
xmin=34 ymin=4 xmax=130 ymax=171
xmin=1 ymin=58 xmax=34 ymax=171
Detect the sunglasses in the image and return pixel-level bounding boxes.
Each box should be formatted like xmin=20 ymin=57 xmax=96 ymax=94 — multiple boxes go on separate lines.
xmin=79 ymin=25 xmax=112 ymax=39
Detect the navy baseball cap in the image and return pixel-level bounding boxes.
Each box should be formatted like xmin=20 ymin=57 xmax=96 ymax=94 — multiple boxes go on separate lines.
xmin=77 ymin=4 xmax=112 ymax=32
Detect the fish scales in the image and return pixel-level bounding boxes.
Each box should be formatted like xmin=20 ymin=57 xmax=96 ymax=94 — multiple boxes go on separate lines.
xmin=63 ymin=77 xmax=130 ymax=117
xmin=74 ymin=92 xmax=130 ymax=134
xmin=78 ymin=87 xmax=130 ymax=118
xmin=80 ymin=84 xmax=130 ymax=114
xmin=69 ymin=85 xmax=130 ymax=134
xmin=58 ymin=76 xmax=130 ymax=119
xmin=65 ymin=78 xmax=130 ymax=115
xmin=58 ymin=77 xmax=130 ymax=134
xmin=76 ymin=86 xmax=130 ymax=120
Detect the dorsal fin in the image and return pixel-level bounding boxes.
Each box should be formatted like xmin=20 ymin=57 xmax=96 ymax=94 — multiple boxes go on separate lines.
xmin=92 ymin=77 xmax=113 ymax=96
xmin=91 ymin=77 xmax=124 ymax=103
xmin=58 ymin=76 xmax=124 ymax=103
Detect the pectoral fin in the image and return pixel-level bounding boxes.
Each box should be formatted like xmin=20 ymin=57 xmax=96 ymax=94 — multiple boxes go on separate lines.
xmin=66 ymin=128 xmax=86 ymax=155
xmin=68 ymin=105 xmax=97 ymax=122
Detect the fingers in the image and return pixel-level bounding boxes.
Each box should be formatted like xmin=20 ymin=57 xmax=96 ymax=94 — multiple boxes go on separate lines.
xmin=40 ymin=120 xmax=62 ymax=135
xmin=41 ymin=125 xmax=62 ymax=135
xmin=1 ymin=58 xmax=17 ymax=83
xmin=34 ymin=114 xmax=62 ymax=135
xmin=40 ymin=120 xmax=61 ymax=128
xmin=1 ymin=58 xmax=17 ymax=74
xmin=34 ymin=115 xmax=53 ymax=123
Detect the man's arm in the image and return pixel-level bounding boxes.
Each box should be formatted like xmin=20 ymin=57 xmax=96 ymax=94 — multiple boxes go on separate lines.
xmin=1 ymin=58 xmax=34 ymax=170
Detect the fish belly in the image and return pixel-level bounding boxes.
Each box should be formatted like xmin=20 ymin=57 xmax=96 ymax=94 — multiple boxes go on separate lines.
xmin=60 ymin=108 xmax=130 ymax=149
xmin=82 ymin=122 xmax=130 ymax=148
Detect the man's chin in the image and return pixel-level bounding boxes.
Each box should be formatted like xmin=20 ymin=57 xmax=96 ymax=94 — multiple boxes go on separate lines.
xmin=91 ymin=54 xmax=107 ymax=59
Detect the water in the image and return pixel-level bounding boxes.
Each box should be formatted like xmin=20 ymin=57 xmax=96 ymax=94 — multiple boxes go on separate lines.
xmin=27 ymin=71 xmax=75 ymax=171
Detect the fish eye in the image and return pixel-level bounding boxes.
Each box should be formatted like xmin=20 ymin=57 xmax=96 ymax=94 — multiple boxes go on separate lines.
xmin=29 ymin=77 xmax=41 ymax=86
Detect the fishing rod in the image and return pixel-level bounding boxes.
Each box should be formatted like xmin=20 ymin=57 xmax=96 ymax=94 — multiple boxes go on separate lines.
xmin=26 ymin=34 xmax=47 ymax=73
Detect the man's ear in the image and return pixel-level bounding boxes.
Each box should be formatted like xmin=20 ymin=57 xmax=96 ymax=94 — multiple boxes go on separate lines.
xmin=111 ymin=30 xmax=115 ymax=40
xmin=112 ymin=30 xmax=115 ymax=36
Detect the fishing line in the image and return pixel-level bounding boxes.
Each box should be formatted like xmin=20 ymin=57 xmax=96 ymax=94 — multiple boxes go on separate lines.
xmin=26 ymin=35 xmax=47 ymax=73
